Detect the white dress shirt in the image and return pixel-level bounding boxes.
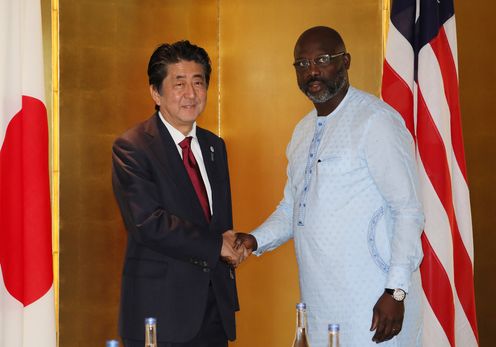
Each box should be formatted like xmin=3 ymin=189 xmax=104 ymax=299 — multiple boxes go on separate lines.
xmin=158 ymin=112 xmax=213 ymax=214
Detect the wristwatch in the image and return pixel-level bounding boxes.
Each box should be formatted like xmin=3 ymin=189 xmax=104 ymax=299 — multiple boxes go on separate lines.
xmin=385 ymin=288 xmax=406 ymax=302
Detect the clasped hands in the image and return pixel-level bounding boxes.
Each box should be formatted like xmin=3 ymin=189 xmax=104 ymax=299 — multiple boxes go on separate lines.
xmin=220 ymin=231 xmax=257 ymax=267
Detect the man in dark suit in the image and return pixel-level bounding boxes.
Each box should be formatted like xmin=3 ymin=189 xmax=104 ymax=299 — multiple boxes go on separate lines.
xmin=112 ymin=40 xmax=243 ymax=347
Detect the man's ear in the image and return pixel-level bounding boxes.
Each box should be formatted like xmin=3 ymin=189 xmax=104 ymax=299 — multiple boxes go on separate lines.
xmin=344 ymin=53 xmax=351 ymax=70
xmin=150 ymin=85 xmax=161 ymax=106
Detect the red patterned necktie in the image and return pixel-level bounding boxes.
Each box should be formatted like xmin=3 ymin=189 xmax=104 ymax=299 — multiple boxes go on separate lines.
xmin=179 ymin=136 xmax=211 ymax=222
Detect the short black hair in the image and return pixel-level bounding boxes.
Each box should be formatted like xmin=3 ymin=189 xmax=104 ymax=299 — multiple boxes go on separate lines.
xmin=147 ymin=40 xmax=212 ymax=97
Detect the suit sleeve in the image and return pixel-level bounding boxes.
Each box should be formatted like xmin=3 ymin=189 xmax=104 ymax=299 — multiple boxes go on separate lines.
xmin=112 ymin=135 xmax=222 ymax=269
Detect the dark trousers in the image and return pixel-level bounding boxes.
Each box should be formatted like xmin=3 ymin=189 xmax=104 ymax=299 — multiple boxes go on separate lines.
xmin=123 ymin=285 xmax=228 ymax=347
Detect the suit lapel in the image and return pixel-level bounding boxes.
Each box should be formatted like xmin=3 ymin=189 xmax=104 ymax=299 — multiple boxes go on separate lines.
xmin=197 ymin=128 xmax=218 ymax=223
xmin=143 ymin=114 xmax=207 ymax=225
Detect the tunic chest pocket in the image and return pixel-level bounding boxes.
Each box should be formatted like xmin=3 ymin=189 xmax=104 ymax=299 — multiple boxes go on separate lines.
xmin=316 ymin=154 xmax=364 ymax=176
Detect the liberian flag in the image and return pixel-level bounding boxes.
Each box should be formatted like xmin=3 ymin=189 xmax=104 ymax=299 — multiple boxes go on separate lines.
xmin=382 ymin=0 xmax=478 ymax=346
xmin=0 ymin=0 xmax=56 ymax=346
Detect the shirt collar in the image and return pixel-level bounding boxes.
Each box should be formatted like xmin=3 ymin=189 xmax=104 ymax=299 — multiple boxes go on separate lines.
xmin=158 ymin=111 xmax=197 ymax=145
xmin=317 ymin=85 xmax=353 ymax=118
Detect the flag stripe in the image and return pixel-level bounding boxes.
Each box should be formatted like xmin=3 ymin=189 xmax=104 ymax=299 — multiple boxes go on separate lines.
xmin=382 ymin=61 xmax=415 ymax=136
xmin=443 ymin=18 xmax=459 ymax=77
xmin=422 ymin=290 xmax=452 ymax=347
xmin=454 ymin=295 xmax=479 ymax=347
xmin=384 ymin=23 xmax=415 ymax=91
xmin=420 ymin=233 xmax=455 ymax=346
xmin=429 ymin=27 xmax=467 ymax=180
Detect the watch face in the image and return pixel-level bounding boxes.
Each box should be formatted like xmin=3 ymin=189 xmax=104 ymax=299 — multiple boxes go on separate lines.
xmin=393 ymin=289 xmax=406 ymax=301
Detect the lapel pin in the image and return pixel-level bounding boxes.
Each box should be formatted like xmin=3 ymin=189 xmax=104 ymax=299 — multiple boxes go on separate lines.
xmin=210 ymin=146 xmax=215 ymax=161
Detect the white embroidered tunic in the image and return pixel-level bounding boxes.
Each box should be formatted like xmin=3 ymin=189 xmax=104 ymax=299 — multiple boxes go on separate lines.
xmin=252 ymin=87 xmax=424 ymax=347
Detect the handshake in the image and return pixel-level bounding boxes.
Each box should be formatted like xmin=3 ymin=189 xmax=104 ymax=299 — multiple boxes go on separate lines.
xmin=220 ymin=231 xmax=258 ymax=267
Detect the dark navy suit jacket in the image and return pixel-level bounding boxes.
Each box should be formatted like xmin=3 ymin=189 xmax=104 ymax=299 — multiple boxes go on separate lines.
xmin=112 ymin=113 xmax=238 ymax=343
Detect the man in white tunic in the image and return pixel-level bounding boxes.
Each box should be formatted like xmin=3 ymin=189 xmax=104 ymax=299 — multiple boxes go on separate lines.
xmin=235 ymin=26 xmax=424 ymax=346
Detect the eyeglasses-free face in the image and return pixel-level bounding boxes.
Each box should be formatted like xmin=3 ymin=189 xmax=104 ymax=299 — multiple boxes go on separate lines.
xmin=293 ymin=52 xmax=346 ymax=71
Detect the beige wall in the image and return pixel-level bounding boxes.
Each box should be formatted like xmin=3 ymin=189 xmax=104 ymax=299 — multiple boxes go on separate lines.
xmin=57 ymin=1 xmax=495 ymax=346
xmin=457 ymin=0 xmax=496 ymax=343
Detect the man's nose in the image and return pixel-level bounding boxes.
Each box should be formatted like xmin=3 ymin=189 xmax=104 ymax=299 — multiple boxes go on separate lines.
xmin=308 ymin=63 xmax=321 ymax=77
xmin=184 ymin=82 xmax=197 ymax=98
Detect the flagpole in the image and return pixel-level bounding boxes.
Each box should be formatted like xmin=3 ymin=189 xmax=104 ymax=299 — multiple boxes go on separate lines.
xmin=381 ymin=0 xmax=390 ymax=67
xmin=51 ymin=0 xmax=60 ymax=344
